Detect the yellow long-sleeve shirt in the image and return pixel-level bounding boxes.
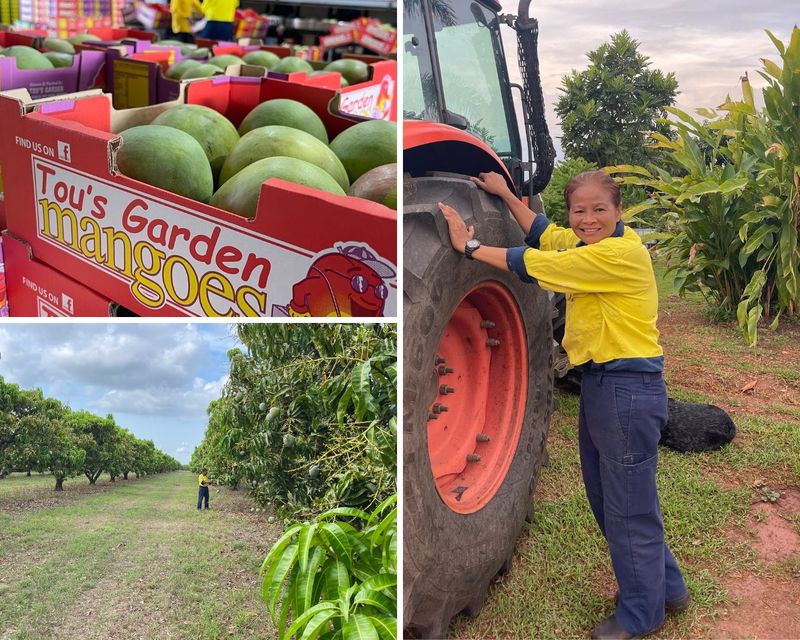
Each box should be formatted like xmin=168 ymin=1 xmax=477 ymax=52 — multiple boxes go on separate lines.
xmin=201 ymin=0 xmax=239 ymax=22
xmin=198 ymin=473 xmax=211 ymax=487
xmin=506 ymin=215 xmax=662 ymax=370
xmin=170 ymin=0 xmax=203 ymax=34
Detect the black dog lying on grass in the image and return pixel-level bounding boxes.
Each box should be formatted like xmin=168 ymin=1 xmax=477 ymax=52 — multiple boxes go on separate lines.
xmin=660 ymin=399 xmax=736 ymax=452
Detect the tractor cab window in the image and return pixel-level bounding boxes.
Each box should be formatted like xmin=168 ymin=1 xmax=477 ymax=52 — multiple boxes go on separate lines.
xmin=435 ymin=2 xmax=517 ymax=157
xmin=404 ymin=0 xmax=519 ymax=160
xmin=404 ymin=1 xmax=441 ymax=121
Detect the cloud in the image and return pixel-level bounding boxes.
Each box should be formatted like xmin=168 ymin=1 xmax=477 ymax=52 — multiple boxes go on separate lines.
xmin=0 ymin=324 xmax=234 ymax=463
xmin=496 ymin=0 xmax=795 ymax=158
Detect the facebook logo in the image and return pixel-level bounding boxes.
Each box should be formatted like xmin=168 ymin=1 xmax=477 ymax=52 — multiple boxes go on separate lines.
xmin=57 ymin=141 xmax=71 ymax=163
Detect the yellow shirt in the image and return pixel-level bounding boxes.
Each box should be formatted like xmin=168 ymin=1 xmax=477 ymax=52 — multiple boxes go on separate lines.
xmin=201 ymin=0 xmax=239 ymax=22
xmin=507 ymin=217 xmax=662 ymax=368
xmin=170 ymin=0 xmax=203 ymax=34
xmin=198 ymin=474 xmax=211 ymax=487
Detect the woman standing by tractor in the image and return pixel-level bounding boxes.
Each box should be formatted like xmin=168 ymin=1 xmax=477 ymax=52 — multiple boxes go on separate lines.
xmin=438 ymin=170 xmax=690 ymax=640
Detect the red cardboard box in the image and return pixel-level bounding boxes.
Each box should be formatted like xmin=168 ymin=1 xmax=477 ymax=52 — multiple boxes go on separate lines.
xmin=3 ymin=232 xmax=127 ymax=316
xmin=88 ymin=27 xmax=157 ymax=42
xmin=0 ymin=78 xmax=397 ymax=318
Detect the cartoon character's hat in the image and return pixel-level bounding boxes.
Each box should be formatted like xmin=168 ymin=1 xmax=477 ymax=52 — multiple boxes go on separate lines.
xmin=338 ymin=244 xmax=396 ymax=280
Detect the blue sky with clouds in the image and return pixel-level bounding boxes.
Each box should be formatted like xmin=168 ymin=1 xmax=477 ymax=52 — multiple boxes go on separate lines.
xmin=498 ymin=0 xmax=797 ymax=158
xmin=0 ymin=323 xmax=236 ymax=464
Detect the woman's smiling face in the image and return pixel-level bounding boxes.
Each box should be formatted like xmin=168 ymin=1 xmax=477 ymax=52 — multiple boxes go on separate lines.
xmin=567 ymin=182 xmax=623 ymax=244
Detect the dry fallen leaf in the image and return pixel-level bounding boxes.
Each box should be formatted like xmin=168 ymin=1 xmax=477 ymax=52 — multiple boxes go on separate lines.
xmin=740 ymin=379 xmax=757 ymax=393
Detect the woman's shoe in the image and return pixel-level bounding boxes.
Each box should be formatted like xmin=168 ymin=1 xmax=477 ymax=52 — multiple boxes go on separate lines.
xmin=591 ymin=615 xmax=664 ymax=639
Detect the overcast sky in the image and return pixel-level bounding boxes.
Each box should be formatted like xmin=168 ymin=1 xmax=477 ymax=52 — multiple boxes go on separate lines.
xmin=499 ymin=0 xmax=797 ymax=158
xmin=0 ymin=323 xmax=235 ymax=464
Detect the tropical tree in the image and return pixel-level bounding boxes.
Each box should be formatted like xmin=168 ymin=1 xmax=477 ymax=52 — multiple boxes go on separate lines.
xmin=194 ymin=324 xmax=397 ymax=519
xmin=556 ymin=30 xmax=678 ymax=168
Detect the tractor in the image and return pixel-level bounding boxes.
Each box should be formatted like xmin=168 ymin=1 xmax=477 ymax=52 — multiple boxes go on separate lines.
xmin=403 ymin=0 xmax=560 ymax=637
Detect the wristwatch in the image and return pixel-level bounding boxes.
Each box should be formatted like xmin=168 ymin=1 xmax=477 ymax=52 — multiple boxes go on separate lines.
xmin=464 ymin=239 xmax=482 ymax=260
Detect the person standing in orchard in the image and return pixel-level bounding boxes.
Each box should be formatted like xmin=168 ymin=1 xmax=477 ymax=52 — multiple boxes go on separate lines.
xmin=197 ymin=468 xmax=211 ymax=510
xmin=438 ymin=170 xmax=691 ymax=640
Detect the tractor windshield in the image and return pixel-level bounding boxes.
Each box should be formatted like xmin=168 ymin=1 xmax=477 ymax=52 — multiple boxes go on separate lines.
xmin=404 ymin=0 xmax=520 ymax=160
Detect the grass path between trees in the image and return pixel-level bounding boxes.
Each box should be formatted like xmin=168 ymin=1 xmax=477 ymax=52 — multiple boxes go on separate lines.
xmin=0 ymin=470 xmax=281 ymax=640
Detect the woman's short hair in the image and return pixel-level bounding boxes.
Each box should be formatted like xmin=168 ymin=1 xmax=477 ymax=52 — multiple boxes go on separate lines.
xmin=564 ymin=170 xmax=621 ymax=209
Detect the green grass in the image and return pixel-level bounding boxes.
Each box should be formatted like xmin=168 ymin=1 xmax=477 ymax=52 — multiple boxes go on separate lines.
xmin=0 ymin=471 xmax=278 ymax=639
xmin=449 ymin=257 xmax=800 ymax=639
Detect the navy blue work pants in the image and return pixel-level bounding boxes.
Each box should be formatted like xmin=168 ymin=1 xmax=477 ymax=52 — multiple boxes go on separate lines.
xmin=197 ymin=485 xmax=209 ymax=510
xmin=579 ymin=370 xmax=687 ymax=634
xmin=198 ymin=20 xmax=234 ymax=42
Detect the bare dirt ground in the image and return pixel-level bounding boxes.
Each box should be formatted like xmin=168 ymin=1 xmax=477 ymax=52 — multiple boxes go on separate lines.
xmin=659 ymin=300 xmax=800 ymax=639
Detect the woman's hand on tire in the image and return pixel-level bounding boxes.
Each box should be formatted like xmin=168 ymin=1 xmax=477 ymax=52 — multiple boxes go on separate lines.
xmin=471 ymin=172 xmax=513 ymax=199
xmin=438 ymin=202 xmax=474 ymax=254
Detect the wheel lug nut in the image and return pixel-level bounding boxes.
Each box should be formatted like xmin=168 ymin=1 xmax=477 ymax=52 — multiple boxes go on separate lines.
xmin=438 ymin=366 xmax=454 ymax=375
xmin=432 ymin=403 xmax=448 ymax=413
xmin=476 ymin=433 xmax=490 ymax=442
xmin=428 ymin=413 xmax=438 ymax=421
xmin=467 ymin=453 xmax=481 ymax=462
xmin=486 ymin=338 xmax=500 ymax=347
xmin=435 ymin=356 xmax=446 ymax=365
xmin=480 ymin=320 xmax=496 ymax=329
xmin=439 ymin=385 xmax=455 ymax=395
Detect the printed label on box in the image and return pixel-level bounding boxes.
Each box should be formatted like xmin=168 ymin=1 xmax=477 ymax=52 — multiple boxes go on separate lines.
xmin=31 ymin=156 xmax=396 ymax=317
xmin=340 ymin=74 xmax=394 ymax=121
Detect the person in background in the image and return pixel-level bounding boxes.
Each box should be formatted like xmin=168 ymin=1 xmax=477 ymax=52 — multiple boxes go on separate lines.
xmin=197 ymin=468 xmax=212 ymax=510
xmin=197 ymin=0 xmax=239 ymax=42
xmin=170 ymin=0 xmax=203 ymax=43
xmin=438 ymin=170 xmax=690 ymax=640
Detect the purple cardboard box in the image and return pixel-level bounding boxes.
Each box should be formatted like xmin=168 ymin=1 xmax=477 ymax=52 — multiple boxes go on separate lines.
xmin=0 ymin=49 xmax=106 ymax=98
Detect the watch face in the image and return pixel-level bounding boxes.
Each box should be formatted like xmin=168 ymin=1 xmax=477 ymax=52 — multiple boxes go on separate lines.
xmin=467 ymin=240 xmax=480 ymax=250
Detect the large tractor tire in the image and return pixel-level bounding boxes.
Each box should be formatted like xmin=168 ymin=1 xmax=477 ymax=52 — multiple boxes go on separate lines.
xmin=403 ymin=173 xmax=553 ymax=638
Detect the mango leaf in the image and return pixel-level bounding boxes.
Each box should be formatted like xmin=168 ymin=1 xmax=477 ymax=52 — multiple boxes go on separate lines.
xmin=369 ymin=507 xmax=397 ymax=546
xmin=267 ymin=542 xmax=300 ymax=616
xmin=298 ymin=523 xmax=319 ymax=572
xmin=342 ymin=614 xmax=380 ymax=640
xmin=360 ymin=573 xmax=397 ymax=593
xmin=353 ymin=589 xmax=397 ymax=616
xmin=336 ymin=386 xmax=353 ymax=427
xmin=299 ymin=609 xmax=339 ymax=640
xmin=298 ymin=546 xmax=327 ymax=611
xmin=369 ymin=615 xmax=397 ymax=640
xmin=340 ymin=584 xmax=359 ymax=623
xmin=261 ymin=523 xmax=302 ymax=574
xmin=318 ymin=507 xmax=373 ymax=522
xmin=319 ymin=523 xmax=353 ymax=567
xmin=351 ymin=360 xmax=378 ymax=421
xmin=322 ymin=558 xmax=350 ymax=601
xmin=283 ymin=602 xmax=339 ymax=640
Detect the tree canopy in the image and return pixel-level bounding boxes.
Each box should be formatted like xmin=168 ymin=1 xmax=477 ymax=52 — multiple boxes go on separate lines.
xmin=555 ymin=30 xmax=678 ymax=168
xmin=0 ymin=376 xmax=180 ymax=490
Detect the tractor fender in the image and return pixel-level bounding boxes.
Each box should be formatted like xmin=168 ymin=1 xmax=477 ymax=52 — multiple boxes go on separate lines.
xmin=404 ymin=120 xmax=517 ymax=196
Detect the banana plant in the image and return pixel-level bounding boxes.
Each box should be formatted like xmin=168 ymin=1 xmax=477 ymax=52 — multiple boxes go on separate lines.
xmin=261 ymin=494 xmax=397 ymax=640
